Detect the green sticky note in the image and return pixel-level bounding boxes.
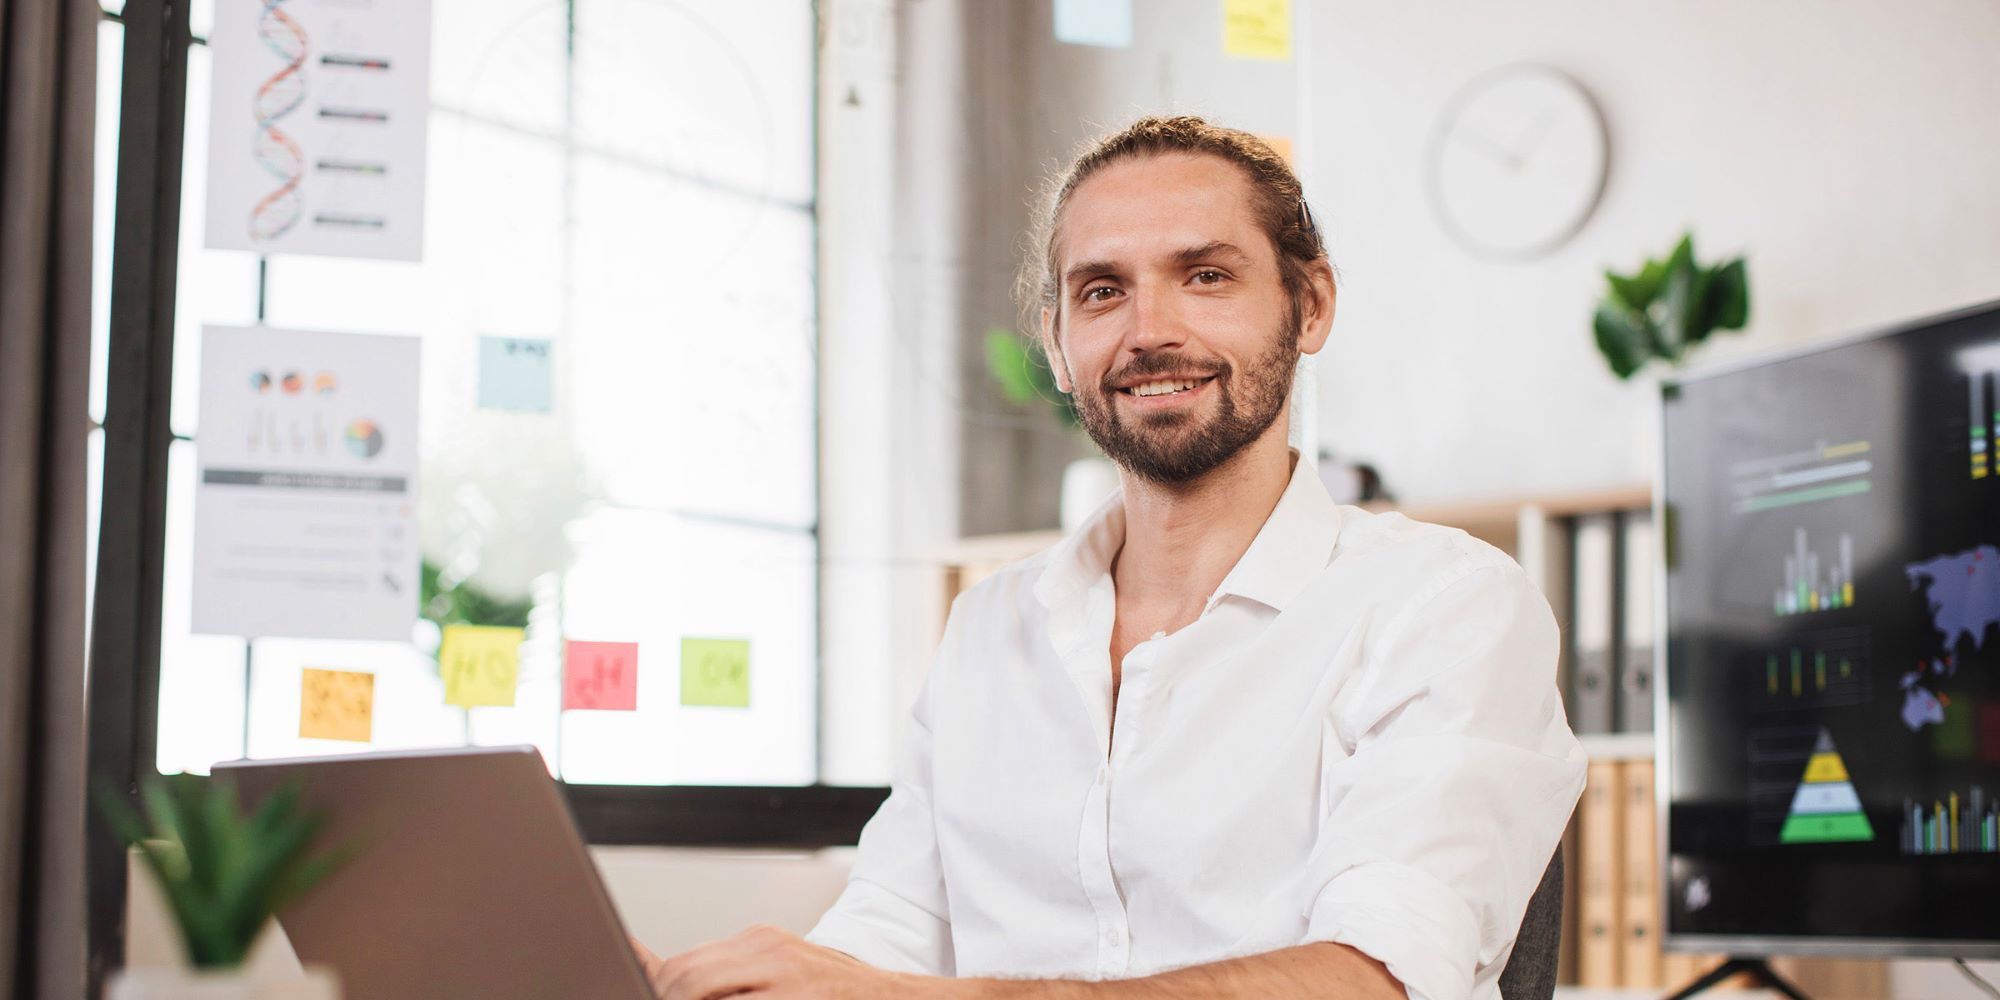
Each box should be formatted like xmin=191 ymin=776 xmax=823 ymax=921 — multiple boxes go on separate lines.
xmin=680 ymin=637 xmax=750 ymax=708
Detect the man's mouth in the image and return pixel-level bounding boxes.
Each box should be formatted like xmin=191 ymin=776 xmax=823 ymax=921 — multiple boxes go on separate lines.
xmin=1117 ymin=375 xmax=1217 ymax=398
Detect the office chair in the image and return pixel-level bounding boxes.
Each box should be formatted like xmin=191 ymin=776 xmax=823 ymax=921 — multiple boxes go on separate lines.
xmin=1497 ymin=851 xmax=1564 ymax=1000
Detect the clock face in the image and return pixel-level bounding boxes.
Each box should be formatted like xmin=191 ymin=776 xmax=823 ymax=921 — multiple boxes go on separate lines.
xmin=1428 ymin=65 xmax=1608 ymax=259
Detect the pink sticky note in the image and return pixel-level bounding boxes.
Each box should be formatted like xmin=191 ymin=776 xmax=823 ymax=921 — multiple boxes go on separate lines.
xmin=563 ymin=640 xmax=640 ymax=711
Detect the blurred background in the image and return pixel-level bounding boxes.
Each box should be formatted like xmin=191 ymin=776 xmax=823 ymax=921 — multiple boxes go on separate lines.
xmin=29 ymin=0 xmax=2000 ymax=997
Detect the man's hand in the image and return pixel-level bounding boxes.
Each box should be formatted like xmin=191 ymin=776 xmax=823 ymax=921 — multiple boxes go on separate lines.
xmin=628 ymin=930 xmax=1401 ymax=1000
xmin=629 ymin=925 xmax=937 ymax=1000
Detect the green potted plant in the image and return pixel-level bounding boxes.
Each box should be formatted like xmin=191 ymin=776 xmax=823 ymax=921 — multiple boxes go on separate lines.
xmin=984 ymin=327 xmax=1122 ymax=530
xmin=97 ymin=773 xmax=356 ymax=1000
xmin=1593 ymin=232 xmax=1750 ymax=379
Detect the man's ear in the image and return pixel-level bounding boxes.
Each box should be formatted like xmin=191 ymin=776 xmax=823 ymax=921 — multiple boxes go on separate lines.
xmin=1041 ymin=305 xmax=1074 ymax=394
xmin=1298 ymin=260 xmax=1337 ymax=356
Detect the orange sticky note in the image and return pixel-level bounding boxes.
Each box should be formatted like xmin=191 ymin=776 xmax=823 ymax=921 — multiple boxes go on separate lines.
xmin=300 ymin=668 xmax=374 ymax=742
xmin=564 ymin=640 xmax=639 ymax=711
xmin=1256 ymin=134 xmax=1295 ymax=168
xmin=440 ymin=624 xmax=524 ymax=707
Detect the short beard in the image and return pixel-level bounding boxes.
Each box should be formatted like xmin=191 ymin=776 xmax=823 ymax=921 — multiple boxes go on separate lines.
xmin=1070 ymin=311 xmax=1300 ymax=486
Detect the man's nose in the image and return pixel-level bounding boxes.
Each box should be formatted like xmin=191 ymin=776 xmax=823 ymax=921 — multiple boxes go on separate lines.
xmin=1128 ymin=281 xmax=1187 ymax=353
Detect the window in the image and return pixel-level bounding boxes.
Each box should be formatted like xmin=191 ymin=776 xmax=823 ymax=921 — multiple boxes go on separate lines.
xmin=101 ymin=0 xmax=829 ymax=788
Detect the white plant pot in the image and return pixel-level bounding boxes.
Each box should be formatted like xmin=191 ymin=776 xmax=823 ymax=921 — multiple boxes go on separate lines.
xmin=107 ymin=965 xmax=340 ymax=1000
xmin=1059 ymin=456 xmax=1122 ymax=534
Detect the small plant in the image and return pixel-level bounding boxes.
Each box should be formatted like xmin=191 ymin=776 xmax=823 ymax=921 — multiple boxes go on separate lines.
xmin=420 ymin=557 xmax=532 ymax=630
xmin=984 ymin=327 xmax=1081 ymax=430
xmin=96 ymin=774 xmax=355 ymax=968
xmin=1593 ymin=233 xmax=1749 ymax=379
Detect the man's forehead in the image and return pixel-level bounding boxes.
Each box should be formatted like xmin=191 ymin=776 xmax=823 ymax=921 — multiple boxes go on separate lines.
xmin=1055 ymin=153 xmax=1267 ymax=269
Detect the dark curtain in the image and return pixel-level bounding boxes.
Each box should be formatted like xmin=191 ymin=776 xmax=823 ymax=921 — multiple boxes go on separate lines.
xmin=0 ymin=0 xmax=96 ymax=996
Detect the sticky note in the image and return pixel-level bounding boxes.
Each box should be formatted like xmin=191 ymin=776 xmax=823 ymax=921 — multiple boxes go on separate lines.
xmin=680 ymin=637 xmax=750 ymax=708
xmin=1257 ymin=134 xmax=1295 ymax=168
xmin=300 ymin=667 xmax=374 ymax=742
xmin=564 ymin=640 xmax=640 ymax=711
xmin=477 ymin=336 xmax=554 ymax=412
xmin=1054 ymin=0 xmax=1132 ymax=48
xmin=440 ymin=624 xmax=524 ymax=707
xmin=1223 ymin=0 xmax=1291 ymax=60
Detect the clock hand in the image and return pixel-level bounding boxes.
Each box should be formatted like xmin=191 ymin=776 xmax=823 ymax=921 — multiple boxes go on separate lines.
xmin=1450 ymin=125 xmax=1522 ymax=170
xmin=1510 ymin=103 xmax=1563 ymax=162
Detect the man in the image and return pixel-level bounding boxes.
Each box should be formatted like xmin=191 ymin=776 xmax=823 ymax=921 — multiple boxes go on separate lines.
xmin=631 ymin=116 xmax=1586 ymax=1000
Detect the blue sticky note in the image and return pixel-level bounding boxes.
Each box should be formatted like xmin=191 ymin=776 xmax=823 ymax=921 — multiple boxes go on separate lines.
xmin=478 ymin=336 xmax=553 ymax=413
xmin=1054 ymin=0 xmax=1131 ymax=48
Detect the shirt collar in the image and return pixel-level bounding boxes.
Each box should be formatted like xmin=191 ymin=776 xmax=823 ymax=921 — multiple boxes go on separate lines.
xmin=1033 ymin=448 xmax=1345 ymax=616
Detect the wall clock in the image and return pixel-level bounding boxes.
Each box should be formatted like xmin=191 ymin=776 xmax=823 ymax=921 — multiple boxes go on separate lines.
xmin=1427 ymin=65 xmax=1609 ymax=259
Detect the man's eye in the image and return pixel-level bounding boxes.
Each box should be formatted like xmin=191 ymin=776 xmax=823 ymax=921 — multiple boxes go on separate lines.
xmin=1083 ymin=286 xmax=1120 ymax=302
xmin=1192 ymin=269 xmax=1226 ymax=284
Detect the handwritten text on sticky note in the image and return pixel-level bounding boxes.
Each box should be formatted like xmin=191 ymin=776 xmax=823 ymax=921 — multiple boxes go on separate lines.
xmin=1223 ymin=0 xmax=1291 ymax=60
xmin=478 ymin=336 xmax=554 ymax=413
xmin=300 ymin=667 xmax=374 ymax=742
xmin=564 ymin=640 xmax=639 ymax=711
xmin=680 ymin=637 xmax=750 ymax=708
xmin=440 ymin=624 xmax=524 ymax=707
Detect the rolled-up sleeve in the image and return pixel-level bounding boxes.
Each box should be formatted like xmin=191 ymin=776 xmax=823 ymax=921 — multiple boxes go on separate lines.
xmin=804 ymin=605 xmax=960 ymax=975
xmin=1302 ymin=562 xmax=1588 ymax=1000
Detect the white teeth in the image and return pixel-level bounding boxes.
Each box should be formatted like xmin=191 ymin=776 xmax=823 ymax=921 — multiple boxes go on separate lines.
xmin=1130 ymin=378 xmax=1203 ymax=397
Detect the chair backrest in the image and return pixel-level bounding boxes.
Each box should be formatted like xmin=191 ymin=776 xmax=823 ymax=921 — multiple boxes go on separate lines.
xmin=1497 ymin=851 xmax=1564 ymax=1000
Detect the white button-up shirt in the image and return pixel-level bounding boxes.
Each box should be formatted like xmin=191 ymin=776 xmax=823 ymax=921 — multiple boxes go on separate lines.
xmin=807 ymin=454 xmax=1587 ymax=1000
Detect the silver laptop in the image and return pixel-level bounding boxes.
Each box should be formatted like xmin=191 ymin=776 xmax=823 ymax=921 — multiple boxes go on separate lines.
xmin=215 ymin=745 xmax=655 ymax=1000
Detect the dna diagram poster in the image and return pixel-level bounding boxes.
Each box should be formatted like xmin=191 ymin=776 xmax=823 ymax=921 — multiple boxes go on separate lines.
xmin=203 ymin=0 xmax=432 ymax=261
xmin=191 ymin=325 xmax=422 ymax=641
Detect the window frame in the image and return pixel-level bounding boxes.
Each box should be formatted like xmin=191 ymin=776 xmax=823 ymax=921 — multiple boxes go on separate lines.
xmin=83 ymin=2 xmax=883 ymax=993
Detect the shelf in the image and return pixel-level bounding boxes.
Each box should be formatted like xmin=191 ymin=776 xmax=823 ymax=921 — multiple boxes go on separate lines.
xmin=1579 ymin=731 xmax=1658 ymax=761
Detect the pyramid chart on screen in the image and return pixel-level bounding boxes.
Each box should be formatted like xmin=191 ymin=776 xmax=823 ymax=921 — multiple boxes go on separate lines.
xmin=1778 ymin=727 xmax=1876 ymax=844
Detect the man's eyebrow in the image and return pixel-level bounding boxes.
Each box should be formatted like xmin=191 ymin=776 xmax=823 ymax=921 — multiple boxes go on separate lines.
xmin=1172 ymin=241 xmax=1253 ymax=266
xmin=1063 ymin=259 xmax=1121 ymax=288
xmin=1064 ymin=242 xmax=1253 ymax=288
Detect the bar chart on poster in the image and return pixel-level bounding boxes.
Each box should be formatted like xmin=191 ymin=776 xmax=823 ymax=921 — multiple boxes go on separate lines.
xmin=189 ymin=324 xmax=420 ymax=641
xmin=203 ymin=0 xmax=432 ymax=261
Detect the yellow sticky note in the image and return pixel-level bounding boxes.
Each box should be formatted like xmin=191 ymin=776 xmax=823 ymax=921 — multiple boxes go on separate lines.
xmin=300 ymin=668 xmax=374 ymax=742
xmin=1256 ymin=133 xmax=1295 ymax=168
xmin=680 ymin=637 xmax=750 ymax=708
xmin=440 ymin=624 xmax=524 ymax=707
xmin=1223 ymin=0 xmax=1291 ymax=60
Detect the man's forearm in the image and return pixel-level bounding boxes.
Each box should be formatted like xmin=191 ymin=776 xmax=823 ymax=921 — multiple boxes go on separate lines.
xmin=940 ymin=942 xmax=1405 ymax=1000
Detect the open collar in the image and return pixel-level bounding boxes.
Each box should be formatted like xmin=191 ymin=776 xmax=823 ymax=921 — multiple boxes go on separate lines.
xmin=1033 ymin=449 xmax=1345 ymax=618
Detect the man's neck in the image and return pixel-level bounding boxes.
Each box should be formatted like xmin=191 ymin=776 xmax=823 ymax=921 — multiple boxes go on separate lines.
xmin=1109 ymin=428 xmax=1296 ymax=613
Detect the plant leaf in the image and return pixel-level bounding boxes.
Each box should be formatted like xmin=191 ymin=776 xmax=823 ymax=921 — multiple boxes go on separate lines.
xmin=1665 ymin=232 xmax=1695 ymax=278
xmin=983 ymin=329 xmax=1039 ymax=405
xmin=1605 ymin=269 xmax=1652 ymax=311
xmin=1656 ymin=250 xmax=1699 ymax=358
xmin=1705 ymin=258 xmax=1750 ymax=330
xmin=1594 ymin=303 xmax=1654 ymax=380
xmin=1632 ymin=258 xmax=1669 ymax=306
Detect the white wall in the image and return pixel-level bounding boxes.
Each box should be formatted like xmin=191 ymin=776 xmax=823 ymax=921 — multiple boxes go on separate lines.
xmin=1304 ymin=0 xmax=2000 ymax=504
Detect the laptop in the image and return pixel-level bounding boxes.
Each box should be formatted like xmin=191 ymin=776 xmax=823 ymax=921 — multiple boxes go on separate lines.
xmin=214 ymin=745 xmax=656 ymax=1000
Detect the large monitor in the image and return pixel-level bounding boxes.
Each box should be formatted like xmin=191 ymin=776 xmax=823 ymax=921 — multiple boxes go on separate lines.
xmin=1660 ymin=299 xmax=2000 ymax=958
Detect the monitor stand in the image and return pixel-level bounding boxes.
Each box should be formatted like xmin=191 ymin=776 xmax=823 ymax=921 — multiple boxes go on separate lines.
xmin=1664 ymin=957 xmax=1814 ymax=1000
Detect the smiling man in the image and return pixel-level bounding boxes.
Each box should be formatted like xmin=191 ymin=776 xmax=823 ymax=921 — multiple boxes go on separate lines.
xmin=631 ymin=116 xmax=1586 ymax=1000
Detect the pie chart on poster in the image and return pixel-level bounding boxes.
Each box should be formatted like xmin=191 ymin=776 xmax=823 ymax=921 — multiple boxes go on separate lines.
xmin=345 ymin=419 xmax=384 ymax=459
